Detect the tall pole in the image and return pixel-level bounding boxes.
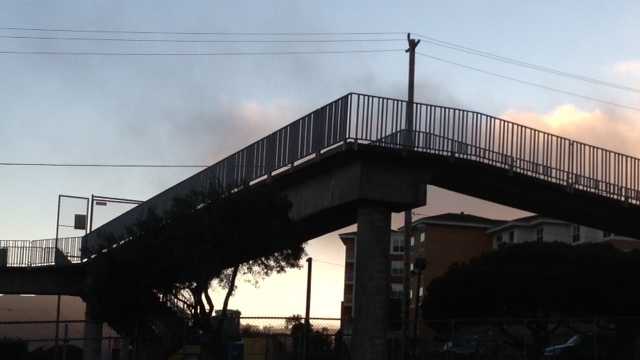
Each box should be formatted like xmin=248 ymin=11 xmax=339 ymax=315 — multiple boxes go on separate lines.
xmin=54 ymin=195 xmax=90 ymax=360
xmin=303 ymin=257 xmax=313 ymax=360
xmin=89 ymin=194 xmax=95 ymax=233
xmin=54 ymin=195 xmax=62 ymax=360
xmin=412 ymin=270 xmax=422 ymax=357
xmin=402 ymin=32 xmax=420 ymax=360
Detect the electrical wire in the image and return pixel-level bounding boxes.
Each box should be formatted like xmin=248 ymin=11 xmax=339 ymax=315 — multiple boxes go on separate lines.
xmin=0 ymin=34 xmax=404 ymax=43
xmin=0 ymin=27 xmax=404 ymax=36
xmin=416 ymin=52 xmax=640 ymax=112
xmin=415 ymin=33 xmax=640 ymax=94
xmin=0 ymin=162 xmax=207 ymax=168
xmin=0 ymin=48 xmax=402 ymax=56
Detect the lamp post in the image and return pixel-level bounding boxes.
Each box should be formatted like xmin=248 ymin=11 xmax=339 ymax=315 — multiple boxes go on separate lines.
xmin=54 ymin=194 xmax=89 ymax=360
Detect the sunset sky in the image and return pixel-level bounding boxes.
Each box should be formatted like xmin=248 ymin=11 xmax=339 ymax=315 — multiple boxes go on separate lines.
xmin=1 ymin=0 xmax=639 ymax=332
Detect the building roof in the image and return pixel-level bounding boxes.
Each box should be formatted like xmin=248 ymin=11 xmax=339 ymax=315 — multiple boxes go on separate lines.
xmin=399 ymin=212 xmax=506 ymax=230
xmin=486 ymin=214 xmax=568 ymax=233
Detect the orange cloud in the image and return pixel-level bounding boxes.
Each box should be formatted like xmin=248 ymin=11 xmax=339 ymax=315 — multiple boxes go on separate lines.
xmin=501 ymin=105 xmax=640 ymax=157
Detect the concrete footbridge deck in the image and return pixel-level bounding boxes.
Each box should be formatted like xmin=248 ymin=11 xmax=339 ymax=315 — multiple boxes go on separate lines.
xmin=84 ymin=92 xmax=640 ymax=259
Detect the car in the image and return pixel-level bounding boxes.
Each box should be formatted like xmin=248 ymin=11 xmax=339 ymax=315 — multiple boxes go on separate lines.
xmin=544 ymin=335 xmax=584 ymax=358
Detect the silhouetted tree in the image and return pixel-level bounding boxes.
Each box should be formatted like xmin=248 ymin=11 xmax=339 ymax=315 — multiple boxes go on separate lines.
xmin=423 ymin=242 xmax=640 ymax=360
xmin=86 ymin=184 xmax=305 ymax=359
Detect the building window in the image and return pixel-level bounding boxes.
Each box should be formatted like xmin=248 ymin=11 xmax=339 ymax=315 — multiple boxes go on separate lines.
xmin=391 ymin=236 xmax=404 ymax=254
xmin=419 ymin=286 xmax=424 ymax=297
xmin=536 ymin=227 xmax=544 ymax=242
xmin=509 ymin=231 xmax=515 ymax=243
xmin=420 ymin=231 xmax=426 ymax=242
xmin=410 ymin=235 xmax=415 ymax=247
xmin=572 ymin=225 xmax=581 ymax=243
xmin=391 ymin=284 xmax=403 ymax=299
xmin=391 ymin=261 xmax=404 ymax=276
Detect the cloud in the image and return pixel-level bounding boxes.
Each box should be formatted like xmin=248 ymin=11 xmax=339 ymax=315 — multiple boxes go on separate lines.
xmin=166 ymin=97 xmax=304 ymax=164
xmin=613 ymin=60 xmax=640 ymax=76
xmin=501 ymin=104 xmax=640 ymax=156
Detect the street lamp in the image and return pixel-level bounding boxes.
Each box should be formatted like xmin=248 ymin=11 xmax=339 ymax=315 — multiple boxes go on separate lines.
xmin=54 ymin=194 xmax=89 ymax=360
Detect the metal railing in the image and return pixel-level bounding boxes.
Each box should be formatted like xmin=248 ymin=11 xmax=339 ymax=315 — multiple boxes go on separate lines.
xmin=0 ymin=237 xmax=82 ymax=267
xmin=83 ymin=93 xmax=640 ymax=258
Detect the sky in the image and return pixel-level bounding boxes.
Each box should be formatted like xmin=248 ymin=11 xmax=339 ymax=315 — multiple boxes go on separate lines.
xmin=1 ymin=0 xmax=640 ymax=338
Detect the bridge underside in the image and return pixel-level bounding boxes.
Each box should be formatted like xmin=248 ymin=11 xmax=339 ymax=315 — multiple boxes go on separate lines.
xmin=0 ymin=264 xmax=84 ymax=296
xmin=85 ymin=143 xmax=428 ymax=288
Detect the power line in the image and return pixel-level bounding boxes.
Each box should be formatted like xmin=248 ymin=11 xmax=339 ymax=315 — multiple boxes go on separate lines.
xmin=0 ymin=27 xmax=404 ymax=36
xmin=415 ymin=33 xmax=640 ymax=94
xmin=0 ymin=34 xmax=404 ymax=44
xmin=0 ymin=162 xmax=207 ymax=168
xmin=0 ymin=48 xmax=402 ymax=56
xmin=416 ymin=52 xmax=640 ymax=113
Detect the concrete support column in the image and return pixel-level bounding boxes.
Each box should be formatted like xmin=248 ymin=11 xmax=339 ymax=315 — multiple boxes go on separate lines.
xmin=352 ymin=204 xmax=391 ymax=360
xmin=83 ymin=302 xmax=103 ymax=360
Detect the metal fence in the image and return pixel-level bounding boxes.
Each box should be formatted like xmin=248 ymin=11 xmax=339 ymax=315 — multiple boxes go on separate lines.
xmin=0 ymin=237 xmax=82 ymax=267
xmin=83 ymin=93 xmax=640 ymax=258
xmin=0 ymin=317 xmax=342 ymax=360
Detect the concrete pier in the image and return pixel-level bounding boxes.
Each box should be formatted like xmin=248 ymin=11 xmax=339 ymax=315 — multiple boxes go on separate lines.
xmin=352 ymin=205 xmax=392 ymax=360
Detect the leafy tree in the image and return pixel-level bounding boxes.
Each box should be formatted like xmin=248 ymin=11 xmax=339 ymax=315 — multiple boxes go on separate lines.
xmin=422 ymin=242 xmax=640 ymax=360
xmin=86 ymin=184 xmax=305 ymax=359
xmin=285 ymin=314 xmax=304 ymax=329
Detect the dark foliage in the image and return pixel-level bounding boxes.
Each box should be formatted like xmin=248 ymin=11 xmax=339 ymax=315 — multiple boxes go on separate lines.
xmin=422 ymin=242 xmax=640 ymax=359
xmin=84 ymin=184 xmax=305 ymax=357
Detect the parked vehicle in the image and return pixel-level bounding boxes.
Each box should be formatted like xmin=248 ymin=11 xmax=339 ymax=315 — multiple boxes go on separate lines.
xmin=544 ymin=335 xmax=582 ymax=357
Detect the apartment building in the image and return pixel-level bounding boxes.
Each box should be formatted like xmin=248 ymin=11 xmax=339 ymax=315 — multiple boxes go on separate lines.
xmin=339 ymin=212 xmax=640 ymax=334
xmin=489 ymin=215 xmax=640 ymax=251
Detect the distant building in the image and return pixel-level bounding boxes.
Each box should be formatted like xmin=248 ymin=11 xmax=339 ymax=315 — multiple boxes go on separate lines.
xmin=339 ymin=212 xmax=640 ymax=335
xmin=489 ymin=215 xmax=640 ymax=251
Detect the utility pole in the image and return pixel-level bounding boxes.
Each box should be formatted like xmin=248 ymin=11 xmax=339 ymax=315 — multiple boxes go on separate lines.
xmin=303 ymin=257 xmax=313 ymax=360
xmin=412 ymin=257 xmax=426 ymax=359
xmin=54 ymin=195 xmax=62 ymax=360
xmin=402 ymin=32 xmax=420 ymax=360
